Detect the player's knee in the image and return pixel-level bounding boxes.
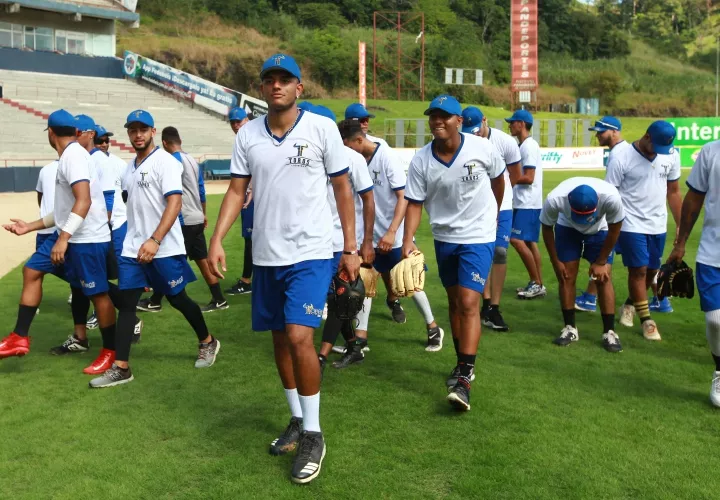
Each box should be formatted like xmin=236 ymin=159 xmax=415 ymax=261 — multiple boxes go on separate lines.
xmin=166 ymin=289 xmax=193 ymax=310
xmin=22 ymin=266 xmax=43 ymax=282
xmin=629 ymin=267 xmax=647 ymax=280
xmin=493 ymin=246 xmax=507 ymax=265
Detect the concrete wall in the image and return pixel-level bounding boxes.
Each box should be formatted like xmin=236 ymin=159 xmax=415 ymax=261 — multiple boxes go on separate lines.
xmin=0 ymin=167 xmax=41 ymax=193
xmin=0 ymin=47 xmax=123 ymax=77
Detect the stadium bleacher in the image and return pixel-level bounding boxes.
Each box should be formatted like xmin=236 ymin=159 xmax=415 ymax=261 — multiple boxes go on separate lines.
xmin=0 ymin=70 xmax=235 ymax=165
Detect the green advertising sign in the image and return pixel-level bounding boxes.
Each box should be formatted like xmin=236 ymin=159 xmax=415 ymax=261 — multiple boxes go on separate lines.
xmin=667 ymin=118 xmax=720 ymax=146
xmin=678 ymin=146 xmax=703 ymax=167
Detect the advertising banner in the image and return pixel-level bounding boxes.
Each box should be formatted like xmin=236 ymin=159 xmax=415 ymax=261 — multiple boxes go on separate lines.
xmin=666 ymin=118 xmax=720 ymax=146
xmin=122 ymin=50 xmax=268 ymax=119
xmin=510 ymin=0 xmax=539 ymax=91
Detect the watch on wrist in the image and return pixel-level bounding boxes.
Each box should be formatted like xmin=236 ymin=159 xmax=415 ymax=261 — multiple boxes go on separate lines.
xmin=342 ymin=250 xmax=357 ymax=255
xmin=151 ymin=237 xmax=161 ymax=246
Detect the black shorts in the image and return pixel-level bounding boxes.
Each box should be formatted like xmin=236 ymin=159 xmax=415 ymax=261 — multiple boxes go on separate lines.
xmin=181 ymin=224 xmax=208 ymax=261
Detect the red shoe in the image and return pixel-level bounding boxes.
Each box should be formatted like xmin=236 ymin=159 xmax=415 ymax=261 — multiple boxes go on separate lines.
xmin=0 ymin=333 xmax=30 ymax=359
xmin=83 ymin=348 xmax=115 ymax=375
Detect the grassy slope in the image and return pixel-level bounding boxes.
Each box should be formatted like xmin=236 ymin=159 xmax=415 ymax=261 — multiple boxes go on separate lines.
xmin=1 ymin=171 xmax=719 ymax=499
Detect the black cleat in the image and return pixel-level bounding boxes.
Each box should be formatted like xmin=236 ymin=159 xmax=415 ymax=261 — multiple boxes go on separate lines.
xmin=318 ymin=355 xmax=327 ymax=381
xmin=332 ymin=341 xmax=365 ymax=369
xmin=387 ymin=299 xmax=406 ymax=323
xmin=201 ymin=300 xmax=230 ymax=313
xmin=50 ymin=334 xmax=89 ymax=355
xmin=270 ymin=416 xmax=303 ymax=456
xmin=291 ymin=431 xmax=326 ymax=484
xmin=225 ymin=279 xmax=252 ymax=295
xmin=131 ymin=318 xmax=143 ymax=345
xmin=482 ymin=307 xmax=509 ymax=332
xmin=553 ymin=326 xmax=579 ymax=346
xmin=446 ymin=365 xmax=476 ymax=389
xmin=447 ymin=378 xmax=471 ymax=411
xmin=602 ymin=330 xmax=623 ymax=353
xmin=136 ymin=298 xmax=162 ymax=313
xmin=425 ymin=326 xmax=444 ymax=352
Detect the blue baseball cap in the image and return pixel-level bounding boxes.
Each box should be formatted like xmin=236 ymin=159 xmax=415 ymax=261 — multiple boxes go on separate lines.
xmin=461 ymin=106 xmax=485 ymax=133
xmin=94 ymin=124 xmax=113 ymax=137
xmin=588 ymin=116 xmax=621 ymax=132
xmin=124 ymin=109 xmax=155 ymax=128
xmin=647 ymin=120 xmax=676 ymax=155
xmin=424 ymin=94 xmax=462 ymax=116
xmin=74 ymin=114 xmax=96 ymax=133
xmin=309 ymin=104 xmax=337 ymax=122
xmin=297 ymin=101 xmax=313 ymax=111
xmin=228 ymin=107 xmax=247 ymax=121
xmin=345 ymin=103 xmax=375 ymax=120
xmin=45 ymin=109 xmax=75 ymax=130
xmin=505 ymin=109 xmax=533 ymax=125
xmin=568 ymin=185 xmax=599 ymax=225
xmin=260 ymin=53 xmax=301 ymax=81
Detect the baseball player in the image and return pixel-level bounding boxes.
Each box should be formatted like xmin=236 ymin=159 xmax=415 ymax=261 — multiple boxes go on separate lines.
xmin=340 ymin=116 xmax=443 ymax=351
xmin=461 ymin=106 xmax=522 ymax=332
xmin=403 ymin=95 xmax=505 ymax=411
xmin=606 ymin=121 xmax=682 ymax=341
xmin=225 ymin=106 xmax=254 ymax=296
xmin=0 ymin=109 xmax=118 ymax=379
xmin=136 ymin=126 xmax=229 ymax=313
xmin=208 ymin=54 xmax=360 ymax=484
xmin=506 ymin=110 xmax=546 ymax=300
xmin=667 ymin=139 xmax=720 ymax=406
xmin=540 ymin=178 xmax=625 ymax=352
xmin=88 ymin=110 xmax=220 ymax=389
xmin=344 ymin=103 xmax=388 ymax=147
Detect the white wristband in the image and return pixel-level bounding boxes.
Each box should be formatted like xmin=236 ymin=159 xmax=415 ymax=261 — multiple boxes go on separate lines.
xmin=42 ymin=213 xmax=55 ymax=229
xmin=61 ymin=212 xmax=85 ymax=235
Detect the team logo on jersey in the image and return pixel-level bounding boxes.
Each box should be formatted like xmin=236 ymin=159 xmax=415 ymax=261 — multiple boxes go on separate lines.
xmin=658 ymin=162 xmax=672 ymax=179
xmin=287 ymin=143 xmax=311 ymax=167
xmin=471 ymin=272 xmax=486 ymax=285
xmin=461 ymin=161 xmax=481 ymax=182
xmin=372 ymin=170 xmax=383 ymax=187
xmin=137 ymin=171 xmax=150 ymax=188
xmin=303 ymin=303 xmax=323 ymax=318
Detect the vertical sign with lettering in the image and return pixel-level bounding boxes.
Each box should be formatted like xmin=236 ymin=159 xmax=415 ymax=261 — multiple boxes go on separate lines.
xmin=510 ymin=0 xmax=538 ymax=92
xmin=359 ymin=42 xmax=367 ymax=107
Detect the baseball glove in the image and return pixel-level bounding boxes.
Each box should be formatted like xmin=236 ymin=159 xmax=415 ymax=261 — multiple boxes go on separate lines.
xmin=359 ymin=264 xmax=379 ymax=298
xmin=657 ymin=260 xmax=695 ymax=300
xmin=329 ymin=272 xmax=366 ymax=320
xmin=390 ymin=251 xmax=425 ymax=298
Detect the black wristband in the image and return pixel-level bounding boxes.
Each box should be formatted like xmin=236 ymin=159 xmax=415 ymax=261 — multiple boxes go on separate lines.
xmin=342 ymin=250 xmax=357 ymax=255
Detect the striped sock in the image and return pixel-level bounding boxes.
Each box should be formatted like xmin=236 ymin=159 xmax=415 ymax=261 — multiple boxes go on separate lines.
xmin=634 ymin=300 xmax=651 ymax=323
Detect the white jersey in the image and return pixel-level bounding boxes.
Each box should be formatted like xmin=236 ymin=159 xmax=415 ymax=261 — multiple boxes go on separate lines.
xmin=405 ymin=134 xmax=506 ymax=244
xmin=91 ymin=149 xmax=127 ymax=229
xmin=686 ymin=140 xmax=720 ymax=267
xmin=605 ymin=143 xmax=681 ymax=235
xmin=608 ymin=140 xmax=631 ymax=162
xmin=540 ymin=177 xmax=624 ymax=235
xmin=486 ymin=128 xmax=521 ymax=212
xmin=513 ymin=136 xmax=543 ymax=209
xmin=366 ymin=133 xmax=388 ymax=148
xmin=366 ymin=142 xmax=406 ymax=248
xmin=55 ymin=142 xmax=110 ymax=244
xmin=231 ymin=110 xmax=350 ymax=266
xmin=121 ymin=147 xmax=185 ymax=259
xmin=327 ymin=147 xmax=374 ymax=252
xmin=36 ymin=160 xmax=58 ymax=236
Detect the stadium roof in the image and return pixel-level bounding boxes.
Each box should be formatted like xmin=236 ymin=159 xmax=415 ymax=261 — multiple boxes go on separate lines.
xmin=0 ymin=0 xmax=140 ymax=23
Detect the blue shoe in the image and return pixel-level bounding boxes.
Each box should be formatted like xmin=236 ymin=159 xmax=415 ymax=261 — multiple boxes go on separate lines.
xmin=649 ymin=296 xmax=673 ymax=313
xmin=575 ymin=292 xmax=597 ymax=312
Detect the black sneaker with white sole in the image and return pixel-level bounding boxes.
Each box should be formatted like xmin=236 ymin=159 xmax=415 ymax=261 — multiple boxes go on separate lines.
xmin=602 ymin=330 xmax=623 ymax=353
xmin=131 ymin=318 xmax=143 ymax=345
xmin=387 ymin=299 xmax=406 ymax=323
xmin=88 ymin=364 xmax=134 ymax=388
xmin=225 ymin=279 xmax=252 ymax=295
xmin=425 ymin=326 xmax=444 ymax=352
xmin=270 ymin=416 xmax=303 ymax=456
xmin=447 ymin=378 xmax=471 ymax=411
xmin=483 ymin=307 xmax=509 ymax=332
xmin=86 ymin=312 xmax=99 ymax=330
xmin=291 ymin=431 xmax=326 ymax=484
xmin=553 ymin=326 xmax=579 ymax=346
xmin=201 ymin=300 xmax=230 ymax=313
xmin=332 ymin=340 xmax=365 ymax=369
xmin=136 ymin=298 xmax=162 ymax=313
xmin=446 ymin=365 xmax=475 ymax=389
xmin=50 ymin=334 xmax=89 ymax=355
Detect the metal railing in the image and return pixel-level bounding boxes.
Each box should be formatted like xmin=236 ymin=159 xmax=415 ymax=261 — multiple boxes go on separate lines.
xmin=0 ymin=152 xmax=231 ymax=168
xmin=0 ymin=84 xmax=179 ymax=104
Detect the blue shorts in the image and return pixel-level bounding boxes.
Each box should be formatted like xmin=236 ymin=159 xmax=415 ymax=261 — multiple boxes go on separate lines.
xmin=697 ymin=263 xmax=720 ymax=312
xmin=241 ymin=199 xmax=254 ymax=239
xmin=35 ymin=232 xmax=53 ymax=251
xmin=117 ymin=255 xmax=197 ymax=296
xmin=617 ymin=232 xmax=666 ymax=269
xmin=554 ymin=225 xmax=615 ymax=264
xmin=26 ymin=231 xmax=110 ymax=296
xmin=112 ymin=222 xmax=127 ymax=260
xmin=328 ymin=251 xmax=342 ymax=294
xmin=511 ymin=208 xmax=541 ymax=243
xmin=374 ymin=247 xmax=403 ymax=274
xmin=495 ymin=210 xmax=513 ymax=249
xmin=252 ymin=259 xmax=333 ymax=331
xmin=434 ymin=240 xmax=494 ymax=293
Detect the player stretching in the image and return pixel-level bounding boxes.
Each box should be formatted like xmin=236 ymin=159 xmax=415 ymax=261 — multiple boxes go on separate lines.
xmin=0 ymin=109 xmax=117 ymax=377
xmin=506 ymin=110 xmax=546 ymax=299
xmin=88 ymin=110 xmax=220 ymax=389
xmin=462 ymin=106 xmax=522 ymax=331
xmin=136 ymin=126 xmax=229 ymax=312
xmin=540 ymin=178 xmax=624 ymax=352
xmin=403 ymin=95 xmax=505 ymax=410
xmin=574 ymin=116 xmax=629 ymax=313
xmin=225 ymin=107 xmax=254 ymax=296
xmin=340 ymin=117 xmax=443 ymax=351
xmin=667 ymin=139 xmax=720 ymax=405
xmin=606 ymin=121 xmax=681 ymax=341
xmin=208 ymin=54 xmax=360 ymax=484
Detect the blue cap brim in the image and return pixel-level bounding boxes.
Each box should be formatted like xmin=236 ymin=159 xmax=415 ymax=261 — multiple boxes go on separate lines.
xmin=652 ymin=143 xmax=674 ymax=155
xmin=425 ymin=107 xmax=457 ymax=116
xmin=589 ymin=126 xmax=609 ymax=132
xmin=570 ymin=210 xmax=597 ymax=225
xmin=124 ymin=119 xmax=153 ymax=128
xmin=260 ymin=67 xmax=300 ymax=81
xmin=462 ymin=124 xmax=479 ymax=134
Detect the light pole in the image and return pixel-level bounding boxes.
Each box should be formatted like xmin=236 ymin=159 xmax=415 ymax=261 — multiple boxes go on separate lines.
xmin=715 ymin=35 xmax=719 ymax=117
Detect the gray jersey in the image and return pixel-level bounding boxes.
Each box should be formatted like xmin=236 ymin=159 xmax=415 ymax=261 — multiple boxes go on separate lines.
xmin=173 ymin=151 xmax=205 ymax=226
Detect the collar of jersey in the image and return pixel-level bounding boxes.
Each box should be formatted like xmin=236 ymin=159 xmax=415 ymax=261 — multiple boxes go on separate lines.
xmin=133 ymin=146 xmax=160 ymax=170
xmin=487 ymin=128 xmax=492 ymax=140
xmin=631 ymin=142 xmax=655 ymax=163
xmin=431 ymin=133 xmax=465 ymax=168
xmin=367 ymin=142 xmax=381 ymax=166
xmin=89 ymin=147 xmax=103 ymax=155
xmin=264 ymin=109 xmax=304 ymax=145
xmin=610 ymin=140 xmax=625 ymax=151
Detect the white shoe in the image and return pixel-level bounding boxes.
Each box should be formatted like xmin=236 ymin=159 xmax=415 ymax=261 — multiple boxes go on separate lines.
xmin=67 ymin=293 xmax=73 ymax=305
xmin=710 ymin=371 xmax=720 ymax=408
xmin=322 ymin=303 xmax=328 ymax=321
xmin=425 ymin=327 xmax=444 ymax=352
xmin=642 ymin=319 xmax=661 ymax=341
xmin=331 ymin=344 xmax=370 ymax=354
xmin=552 ymin=325 xmax=579 ymax=346
xmin=619 ymin=304 xmax=635 ymax=327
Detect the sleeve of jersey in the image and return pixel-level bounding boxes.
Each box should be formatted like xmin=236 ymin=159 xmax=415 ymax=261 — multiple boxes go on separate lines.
xmin=404 ymin=156 xmax=426 ymax=203
xmin=161 ymin=159 xmax=184 ymax=198
xmin=487 ymin=148 xmax=506 ymax=179
xmin=605 ymin=194 xmax=625 ymax=224
xmin=352 ymin=156 xmax=374 ymax=194
xmin=522 ymin=143 xmax=540 ymax=170
xmin=198 ymin=166 xmax=206 ymax=203
xmin=504 ymin=137 xmax=522 ymax=166
xmin=604 ymin=156 xmax=624 ymax=187
xmin=230 ymin=130 xmax=251 ymax=178
xmin=668 ymin=151 xmax=682 ymax=182
xmin=686 ymin=147 xmax=709 ymax=194
xmin=36 ymin=171 xmax=43 ymax=193
xmin=538 ymin=197 xmax=558 ymax=226
xmin=66 ymin=150 xmax=92 ymax=186
xmin=324 ymin=125 xmax=350 ymax=177
xmin=385 ymin=150 xmax=407 ymax=191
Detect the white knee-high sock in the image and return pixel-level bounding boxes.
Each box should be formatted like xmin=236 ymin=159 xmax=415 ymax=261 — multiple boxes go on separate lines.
xmin=705 ymin=309 xmax=720 ymax=356
xmin=299 ymin=393 xmax=321 ymax=432
xmin=412 ymin=291 xmax=435 ymax=325
xmin=285 ymin=388 xmax=303 ymax=419
xmin=355 ymin=297 xmax=372 ymax=331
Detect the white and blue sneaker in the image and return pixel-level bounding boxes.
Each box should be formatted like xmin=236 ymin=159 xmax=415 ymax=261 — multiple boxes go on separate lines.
xmin=649 ymin=296 xmax=673 ymax=313
xmin=575 ymin=292 xmax=597 ymax=312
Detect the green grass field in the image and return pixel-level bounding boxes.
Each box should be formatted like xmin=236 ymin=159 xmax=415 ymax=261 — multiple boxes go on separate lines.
xmin=1 ymin=170 xmax=718 ymax=499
